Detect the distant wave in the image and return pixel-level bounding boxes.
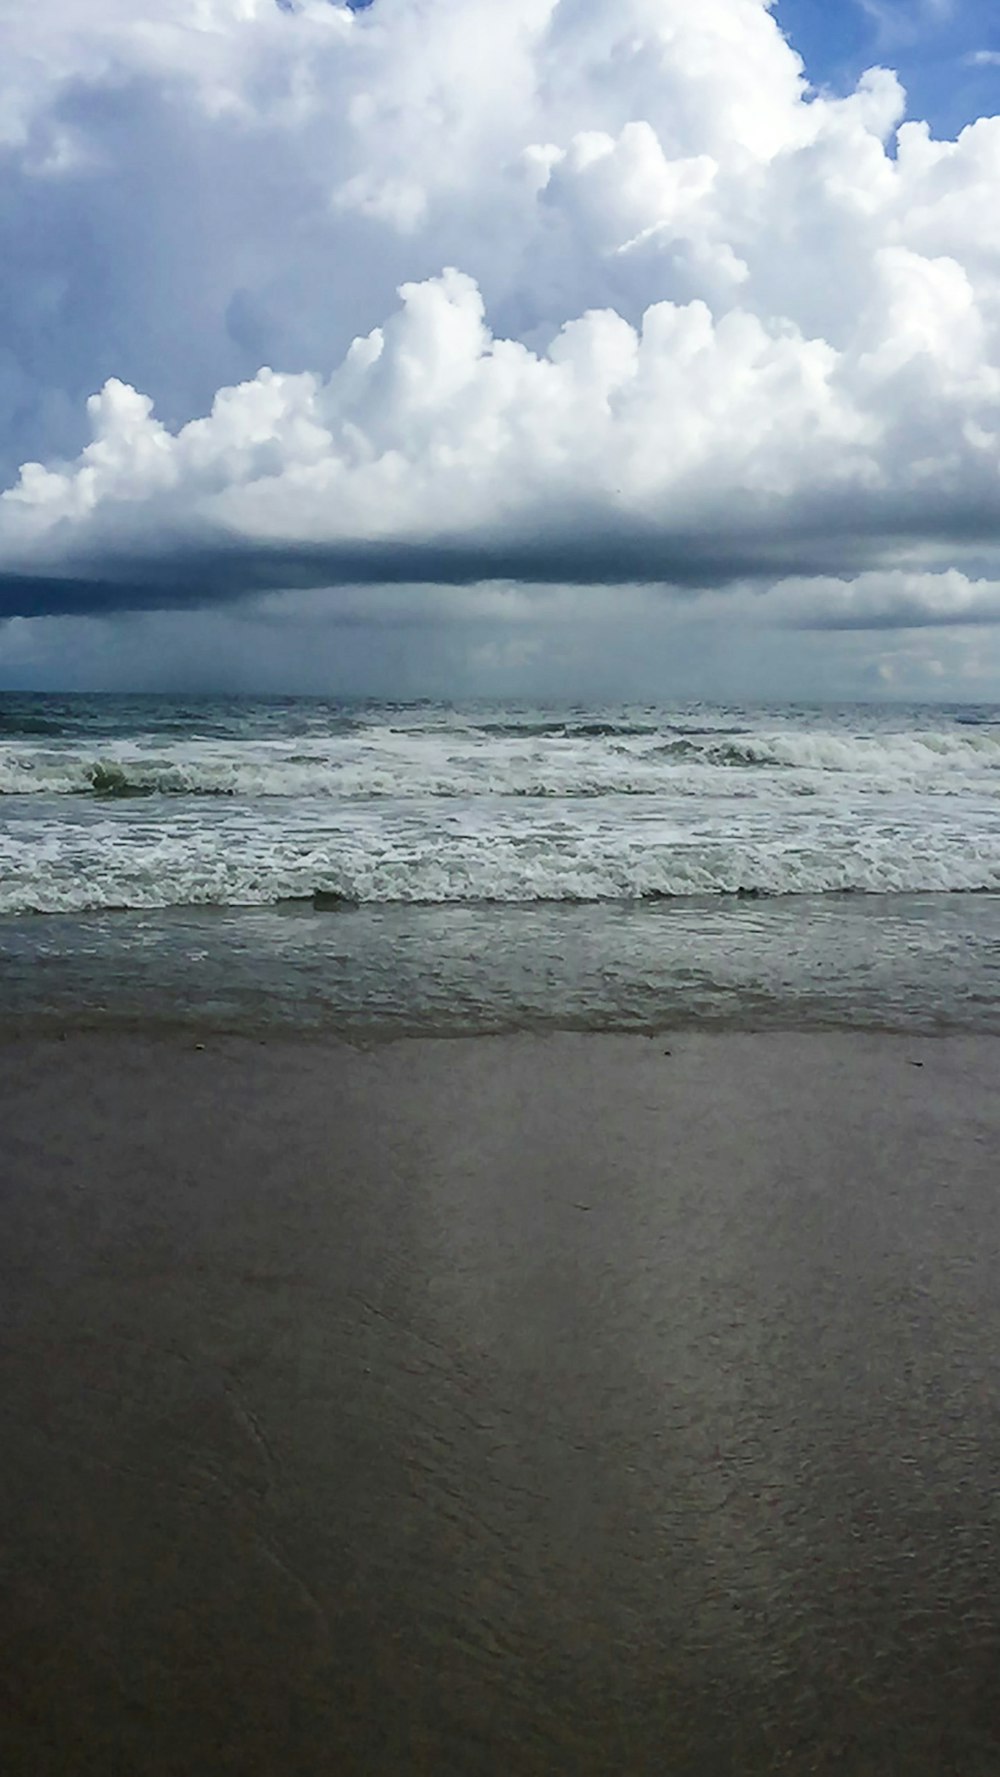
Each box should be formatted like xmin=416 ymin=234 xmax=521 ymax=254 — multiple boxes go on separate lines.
xmin=653 ymin=731 xmax=1000 ymax=771
xmin=0 ymin=754 xmax=685 ymax=799
xmin=0 ymin=713 xmax=70 ymax=738
xmin=2 ymin=726 xmax=1000 ymax=801
xmin=476 ymin=719 xmax=663 ymax=738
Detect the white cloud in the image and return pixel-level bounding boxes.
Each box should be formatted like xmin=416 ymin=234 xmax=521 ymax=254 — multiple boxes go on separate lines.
xmin=721 ymin=568 xmax=1000 ymax=627
xmin=0 ymin=0 xmax=999 ymax=666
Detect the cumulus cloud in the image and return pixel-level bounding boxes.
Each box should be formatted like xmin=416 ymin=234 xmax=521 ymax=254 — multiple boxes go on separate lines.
xmin=1 ymin=0 xmax=1000 ymax=663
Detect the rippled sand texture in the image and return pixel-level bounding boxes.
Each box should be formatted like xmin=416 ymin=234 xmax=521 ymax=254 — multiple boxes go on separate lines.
xmin=3 ymin=1031 xmax=999 ymax=1775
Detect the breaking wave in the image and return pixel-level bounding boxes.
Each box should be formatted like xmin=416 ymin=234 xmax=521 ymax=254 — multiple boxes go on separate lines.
xmin=2 ymin=725 xmax=1000 ymax=801
xmin=653 ymin=730 xmax=1000 ymax=772
xmin=3 ymin=699 xmax=1000 ymax=919
xmin=3 ymin=829 xmax=999 ymax=915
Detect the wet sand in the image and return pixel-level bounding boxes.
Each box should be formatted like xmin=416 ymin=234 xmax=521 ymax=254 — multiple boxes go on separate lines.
xmin=2 ymin=1029 xmax=999 ymax=1775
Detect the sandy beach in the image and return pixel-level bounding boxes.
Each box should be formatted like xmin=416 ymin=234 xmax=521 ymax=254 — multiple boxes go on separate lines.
xmin=2 ymin=1028 xmax=1000 ymax=1775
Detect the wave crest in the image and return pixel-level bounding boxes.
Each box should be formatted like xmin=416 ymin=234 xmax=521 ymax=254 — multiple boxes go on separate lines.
xmin=2 ymin=723 xmax=1000 ymax=801
xmin=3 ymin=832 xmax=999 ymax=915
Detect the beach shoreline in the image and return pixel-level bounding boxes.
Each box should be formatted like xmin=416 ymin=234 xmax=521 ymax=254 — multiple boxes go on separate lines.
xmin=3 ymin=1027 xmax=1000 ymax=1774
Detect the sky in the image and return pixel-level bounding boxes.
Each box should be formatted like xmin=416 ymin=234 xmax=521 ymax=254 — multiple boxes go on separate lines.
xmin=780 ymin=0 xmax=1000 ymax=140
xmin=1 ymin=0 xmax=1000 ymax=699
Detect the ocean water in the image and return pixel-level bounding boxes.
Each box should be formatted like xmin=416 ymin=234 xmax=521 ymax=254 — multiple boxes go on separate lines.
xmin=2 ymin=691 xmax=1000 ymax=1032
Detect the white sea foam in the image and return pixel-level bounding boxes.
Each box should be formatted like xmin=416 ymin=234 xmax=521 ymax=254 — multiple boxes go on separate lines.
xmin=3 ymin=702 xmax=1000 ymax=914
xmin=2 ymin=724 xmax=1000 ymax=802
xmin=2 ymin=813 xmax=998 ymax=913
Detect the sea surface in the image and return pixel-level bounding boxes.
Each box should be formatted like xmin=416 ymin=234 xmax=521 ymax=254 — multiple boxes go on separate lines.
xmin=2 ymin=692 xmax=1000 ymax=1032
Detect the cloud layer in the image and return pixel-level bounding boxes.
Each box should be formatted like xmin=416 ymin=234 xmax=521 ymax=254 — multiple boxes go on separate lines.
xmin=1 ymin=0 xmax=1000 ymax=652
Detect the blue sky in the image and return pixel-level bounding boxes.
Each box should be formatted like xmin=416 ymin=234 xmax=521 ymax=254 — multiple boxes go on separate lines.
xmin=779 ymin=0 xmax=1000 ymax=137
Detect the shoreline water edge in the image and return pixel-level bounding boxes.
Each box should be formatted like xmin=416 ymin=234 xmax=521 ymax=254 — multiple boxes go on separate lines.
xmin=4 ymin=694 xmax=1000 ymax=1771
xmin=4 ymin=693 xmax=1000 ymax=1037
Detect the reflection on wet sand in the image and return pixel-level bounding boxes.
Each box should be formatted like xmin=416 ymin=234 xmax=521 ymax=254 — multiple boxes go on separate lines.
xmin=2 ymin=1030 xmax=999 ymax=1775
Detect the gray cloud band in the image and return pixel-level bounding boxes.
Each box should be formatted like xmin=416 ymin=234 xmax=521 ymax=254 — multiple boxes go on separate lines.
xmin=3 ymin=501 xmax=1000 ymax=626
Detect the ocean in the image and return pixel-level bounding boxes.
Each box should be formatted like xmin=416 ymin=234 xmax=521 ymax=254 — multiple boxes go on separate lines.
xmin=2 ymin=692 xmax=1000 ymax=1033
xmin=6 ymin=697 xmax=1000 ymax=1777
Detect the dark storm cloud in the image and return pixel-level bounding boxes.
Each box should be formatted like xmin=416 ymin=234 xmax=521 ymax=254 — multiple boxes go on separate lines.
xmin=4 ymin=481 xmax=1000 ymax=626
